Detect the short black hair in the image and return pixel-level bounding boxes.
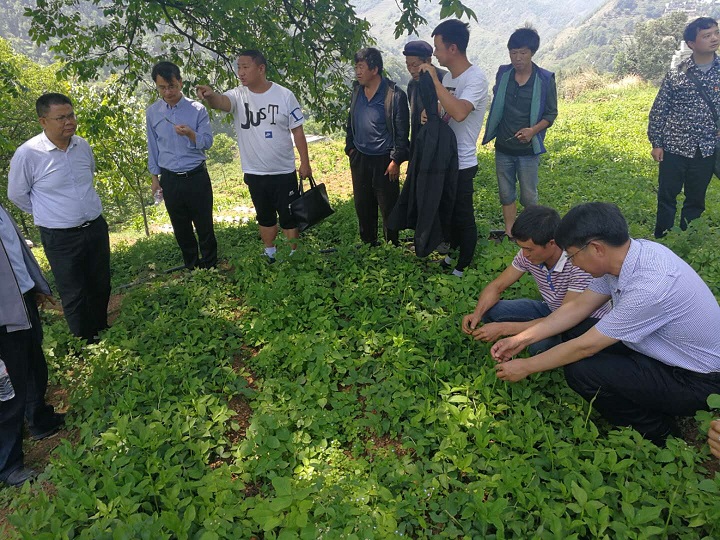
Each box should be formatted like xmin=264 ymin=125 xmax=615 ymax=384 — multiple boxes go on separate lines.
xmin=354 ymin=47 xmax=383 ymax=73
xmin=508 ymin=26 xmax=540 ymax=54
xmin=238 ymin=49 xmax=267 ymax=67
xmin=36 ymin=93 xmax=72 ymax=117
xmin=432 ymin=19 xmax=470 ymax=54
xmin=511 ymin=205 xmax=560 ymax=246
xmin=151 ymin=61 xmax=182 ymax=83
xmin=555 ymin=202 xmax=630 ymax=250
xmin=684 ymin=17 xmax=718 ymax=43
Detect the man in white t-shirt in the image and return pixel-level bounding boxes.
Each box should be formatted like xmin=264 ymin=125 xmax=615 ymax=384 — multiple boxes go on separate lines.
xmin=421 ymin=19 xmax=488 ymax=277
xmin=196 ymin=50 xmax=312 ymax=263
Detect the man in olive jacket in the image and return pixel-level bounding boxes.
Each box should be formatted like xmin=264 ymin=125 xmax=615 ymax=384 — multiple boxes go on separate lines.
xmin=345 ymin=47 xmax=410 ymax=246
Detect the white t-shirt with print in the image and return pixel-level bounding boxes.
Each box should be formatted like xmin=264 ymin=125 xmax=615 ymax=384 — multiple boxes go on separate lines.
xmin=441 ymin=65 xmax=488 ymax=170
xmin=223 ymin=82 xmax=304 ymax=175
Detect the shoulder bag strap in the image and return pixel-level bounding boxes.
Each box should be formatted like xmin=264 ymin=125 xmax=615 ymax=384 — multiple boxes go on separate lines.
xmin=685 ymin=68 xmax=720 ymax=129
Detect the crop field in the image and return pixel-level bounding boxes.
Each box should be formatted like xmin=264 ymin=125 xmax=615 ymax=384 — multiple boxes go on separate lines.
xmin=1 ymin=80 xmax=719 ymax=538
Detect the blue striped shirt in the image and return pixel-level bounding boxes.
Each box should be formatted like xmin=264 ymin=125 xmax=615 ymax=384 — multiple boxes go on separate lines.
xmin=513 ymin=250 xmax=612 ymax=318
xmin=590 ymin=239 xmax=720 ymax=373
xmin=146 ymin=96 xmax=213 ymax=175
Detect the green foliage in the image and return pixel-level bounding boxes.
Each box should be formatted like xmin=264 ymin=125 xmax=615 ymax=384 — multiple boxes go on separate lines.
xmin=25 ymin=0 xmax=375 ymax=129
xmin=5 ymin=79 xmax=720 ymax=538
xmin=0 ymin=37 xmax=66 ymax=234
xmin=207 ymin=133 xmax=237 ymax=166
xmin=75 ymin=82 xmax=153 ymax=235
xmin=614 ymin=11 xmax=688 ymax=83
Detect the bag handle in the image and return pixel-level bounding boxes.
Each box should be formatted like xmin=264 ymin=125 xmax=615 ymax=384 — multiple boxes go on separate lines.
xmin=297 ymin=174 xmax=318 ymax=195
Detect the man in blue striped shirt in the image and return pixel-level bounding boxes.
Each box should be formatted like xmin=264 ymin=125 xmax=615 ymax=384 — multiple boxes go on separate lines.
xmin=492 ymin=203 xmax=720 ymax=444
xmin=146 ymin=61 xmax=217 ymax=269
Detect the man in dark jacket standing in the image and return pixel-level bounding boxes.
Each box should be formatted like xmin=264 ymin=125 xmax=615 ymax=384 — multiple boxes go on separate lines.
xmin=404 ymin=40 xmax=447 ymax=155
xmin=346 ymin=47 xmax=410 ymax=245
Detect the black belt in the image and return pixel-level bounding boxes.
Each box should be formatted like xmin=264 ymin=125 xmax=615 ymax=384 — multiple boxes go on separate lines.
xmin=42 ymin=216 xmax=100 ymax=232
xmin=161 ymin=162 xmax=207 ymax=178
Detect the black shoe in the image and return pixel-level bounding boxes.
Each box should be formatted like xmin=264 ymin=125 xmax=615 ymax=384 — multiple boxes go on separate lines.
xmin=30 ymin=412 xmax=66 ymax=441
xmin=4 ymin=467 xmax=38 ymax=487
xmin=438 ymin=258 xmax=452 ymax=269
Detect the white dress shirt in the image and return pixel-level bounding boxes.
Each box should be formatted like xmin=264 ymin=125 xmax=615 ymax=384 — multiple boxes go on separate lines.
xmin=8 ymin=132 xmax=102 ymax=228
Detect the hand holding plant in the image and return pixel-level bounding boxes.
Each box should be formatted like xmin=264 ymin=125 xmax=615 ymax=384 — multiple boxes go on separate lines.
xmin=471 ymin=322 xmax=506 ymax=342
xmin=494 ymin=358 xmax=531 ymax=382
xmin=491 ymin=335 xmax=525 ymax=362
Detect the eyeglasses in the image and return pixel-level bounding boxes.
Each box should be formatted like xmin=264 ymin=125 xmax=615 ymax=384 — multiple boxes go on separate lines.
xmin=156 ymin=84 xmax=180 ymax=93
xmin=46 ymin=112 xmax=76 ymax=122
xmin=567 ymin=241 xmax=593 ymax=262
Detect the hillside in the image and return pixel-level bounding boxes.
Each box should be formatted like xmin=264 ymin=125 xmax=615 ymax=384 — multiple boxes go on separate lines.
xmin=3 ymin=78 xmax=720 ymax=538
xmin=538 ymin=0 xmax=720 ymax=73
xmin=355 ymin=0 xmax=606 ymax=84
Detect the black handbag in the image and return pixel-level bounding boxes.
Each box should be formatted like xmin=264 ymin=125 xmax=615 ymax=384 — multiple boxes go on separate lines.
xmin=685 ymin=69 xmax=720 ymax=178
xmin=289 ymin=175 xmax=334 ymax=232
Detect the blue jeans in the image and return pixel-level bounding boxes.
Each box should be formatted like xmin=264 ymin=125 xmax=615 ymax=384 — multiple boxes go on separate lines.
xmin=482 ymin=299 xmax=560 ymax=355
xmin=495 ymin=151 xmax=540 ymax=206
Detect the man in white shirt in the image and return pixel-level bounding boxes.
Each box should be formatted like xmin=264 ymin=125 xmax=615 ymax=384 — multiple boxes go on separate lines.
xmin=196 ymin=50 xmax=312 ymax=263
xmin=8 ymin=93 xmax=110 ymax=342
xmin=421 ymin=19 xmax=488 ymax=277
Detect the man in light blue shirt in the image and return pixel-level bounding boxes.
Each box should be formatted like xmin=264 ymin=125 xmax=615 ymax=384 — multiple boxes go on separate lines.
xmin=146 ymin=61 xmax=217 ymax=269
xmin=491 ymin=202 xmax=720 ymax=445
xmin=8 ymin=93 xmax=110 ymax=343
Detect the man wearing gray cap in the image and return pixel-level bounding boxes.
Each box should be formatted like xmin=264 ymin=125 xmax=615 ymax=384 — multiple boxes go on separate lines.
xmin=403 ymin=40 xmax=447 ymax=154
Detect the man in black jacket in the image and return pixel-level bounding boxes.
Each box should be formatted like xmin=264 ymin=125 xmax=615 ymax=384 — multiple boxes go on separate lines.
xmin=346 ymin=47 xmax=410 ymax=245
xmin=404 ymin=40 xmax=447 ymax=155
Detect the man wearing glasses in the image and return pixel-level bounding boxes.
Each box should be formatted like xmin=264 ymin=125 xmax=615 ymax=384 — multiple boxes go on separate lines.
xmin=492 ymin=203 xmax=720 ymax=445
xmin=8 ymin=93 xmax=110 ymax=343
xmin=462 ymin=205 xmax=610 ymax=354
xmin=146 ymin=61 xmax=217 ymax=270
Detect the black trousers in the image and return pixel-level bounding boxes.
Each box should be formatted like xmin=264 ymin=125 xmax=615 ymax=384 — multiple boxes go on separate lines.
xmin=160 ymin=167 xmax=217 ymax=269
xmin=449 ymin=166 xmax=478 ymax=271
xmin=39 ymin=216 xmax=111 ymax=342
xmin=349 ymin=151 xmax=399 ymax=245
xmin=654 ymin=149 xmax=714 ymax=238
xmin=0 ymin=294 xmax=55 ymax=481
xmin=562 ymin=342 xmax=720 ymax=445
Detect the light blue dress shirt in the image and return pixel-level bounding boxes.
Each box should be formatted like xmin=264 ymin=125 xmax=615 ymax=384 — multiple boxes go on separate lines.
xmin=590 ymin=239 xmax=720 ymax=374
xmin=146 ymin=96 xmax=213 ymax=175
xmin=8 ymin=132 xmax=102 ymax=229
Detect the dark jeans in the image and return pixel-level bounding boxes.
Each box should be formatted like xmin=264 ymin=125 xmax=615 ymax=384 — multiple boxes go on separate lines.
xmin=449 ymin=166 xmax=478 ymax=271
xmin=483 ymin=299 xmax=558 ymax=355
xmin=39 ymin=216 xmax=111 ymax=342
xmin=654 ymin=149 xmax=714 ymax=238
xmin=0 ymin=294 xmax=55 ymax=482
xmin=349 ymin=151 xmax=399 ymax=245
xmin=562 ymin=342 xmax=720 ymax=445
xmin=160 ymin=167 xmax=217 ymax=269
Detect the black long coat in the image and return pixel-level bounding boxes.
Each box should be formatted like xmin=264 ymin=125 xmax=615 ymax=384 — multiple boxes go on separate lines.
xmin=389 ymin=71 xmax=458 ymax=257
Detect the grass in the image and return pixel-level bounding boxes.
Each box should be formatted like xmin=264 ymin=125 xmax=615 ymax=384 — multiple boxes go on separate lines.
xmin=3 ymin=78 xmax=720 ymax=538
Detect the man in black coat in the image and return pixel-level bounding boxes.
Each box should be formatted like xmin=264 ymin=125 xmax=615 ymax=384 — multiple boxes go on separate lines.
xmin=390 ymin=71 xmax=458 ymax=257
